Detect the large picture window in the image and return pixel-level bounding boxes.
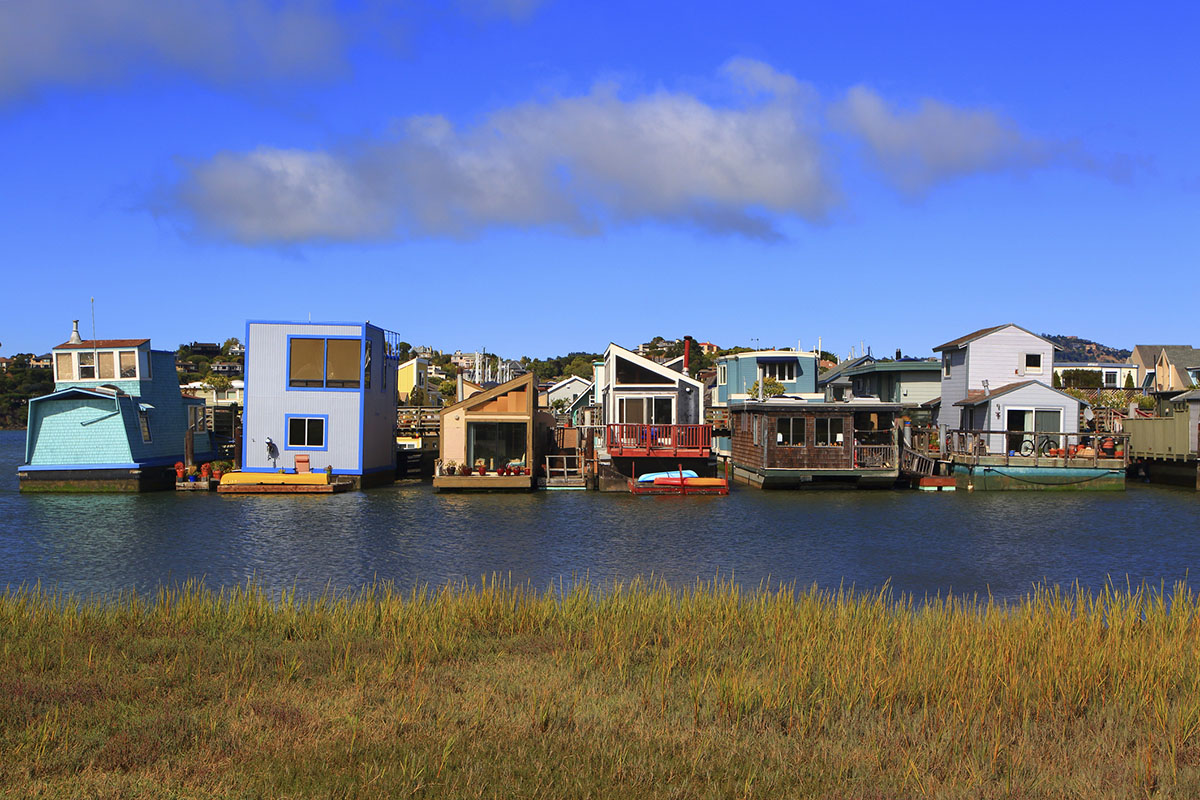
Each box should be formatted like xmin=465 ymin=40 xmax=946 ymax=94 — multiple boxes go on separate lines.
xmin=287 ymin=416 xmax=326 ymax=449
xmin=777 ymin=417 xmax=806 ymax=446
xmin=288 ymin=337 xmax=362 ymax=389
xmin=289 ymin=339 xmax=325 ymax=387
xmin=815 ymin=417 xmax=844 ymax=446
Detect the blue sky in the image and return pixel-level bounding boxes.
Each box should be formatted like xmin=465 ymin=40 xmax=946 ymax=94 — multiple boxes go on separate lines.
xmin=1 ymin=1 xmax=1196 ymax=360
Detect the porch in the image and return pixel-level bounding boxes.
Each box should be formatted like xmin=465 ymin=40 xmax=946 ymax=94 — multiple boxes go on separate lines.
xmin=605 ymin=424 xmax=713 ymax=458
xmin=943 ymin=429 xmax=1129 ymax=468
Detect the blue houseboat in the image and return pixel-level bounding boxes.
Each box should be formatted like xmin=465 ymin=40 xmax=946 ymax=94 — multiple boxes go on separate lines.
xmin=18 ymin=323 xmax=213 ymax=492
xmin=241 ymin=321 xmax=402 ymax=489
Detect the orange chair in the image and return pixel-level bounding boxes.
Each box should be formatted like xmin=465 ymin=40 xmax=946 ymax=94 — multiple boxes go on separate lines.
xmin=294 ymin=454 xmax=311 ymax=473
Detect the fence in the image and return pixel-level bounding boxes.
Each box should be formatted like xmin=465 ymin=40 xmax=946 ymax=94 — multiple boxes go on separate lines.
xmin=1123 ymin=415 xmax=1198 ymax=460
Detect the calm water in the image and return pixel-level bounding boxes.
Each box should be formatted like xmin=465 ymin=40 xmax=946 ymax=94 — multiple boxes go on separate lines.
xmin=1 ymin=431 xmax=1197 ymax=600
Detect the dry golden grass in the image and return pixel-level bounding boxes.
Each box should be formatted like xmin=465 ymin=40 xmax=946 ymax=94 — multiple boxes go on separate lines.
xmin=2 ymin=578 xmax=1200 ymax=798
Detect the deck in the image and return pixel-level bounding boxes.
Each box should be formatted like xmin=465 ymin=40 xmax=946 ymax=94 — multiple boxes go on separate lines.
xmin=433 ymin=474 xmax=536 ymax=491
xmin=605 ymin=424 xmax=712 ymax=459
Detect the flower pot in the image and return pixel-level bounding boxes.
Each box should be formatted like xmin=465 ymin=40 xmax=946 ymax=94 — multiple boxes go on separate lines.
xmin=477 ymin=466 xmax=486 ymax=476
xmin=213 ymin=470 xmax=223 ymax=480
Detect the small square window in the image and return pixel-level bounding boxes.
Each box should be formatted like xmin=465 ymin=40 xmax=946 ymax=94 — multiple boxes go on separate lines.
xmin=78 ymin=352 xmax=95 ymax=380
xmin=287 ymin=416 xmax=326 ymax=449
xmin=1024 ymin=353 xmax=1042 ymax=373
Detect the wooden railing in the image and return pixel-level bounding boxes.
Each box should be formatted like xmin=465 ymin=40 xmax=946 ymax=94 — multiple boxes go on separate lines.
xmin=900 ymin=447 xmax=937 ymax=476
xmin=396 ymin=407 xmax=441 ymax=435
xmin=605 ymin=424 xmax=713 ymax=456
xmin=854 ymin=445 xmax=896 ymax=469
xmin=943 ymin=429 xmax=1130 ymax=467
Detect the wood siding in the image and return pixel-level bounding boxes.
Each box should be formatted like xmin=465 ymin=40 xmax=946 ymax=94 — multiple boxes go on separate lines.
xmin=729 ymin=408 xmax=856 ymax=470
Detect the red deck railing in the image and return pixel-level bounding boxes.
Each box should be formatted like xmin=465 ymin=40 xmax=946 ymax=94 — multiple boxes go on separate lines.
xmin=605 ymin=424 xmax=713 ymax=458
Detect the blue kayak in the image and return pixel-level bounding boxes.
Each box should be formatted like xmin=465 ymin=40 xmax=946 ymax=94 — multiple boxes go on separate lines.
xmin=636 ymin=470 xmax=698 ymax=483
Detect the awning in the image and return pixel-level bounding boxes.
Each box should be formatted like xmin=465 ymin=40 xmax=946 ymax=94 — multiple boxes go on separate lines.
xmin=756 ymin=355 xmax=799 ymax=364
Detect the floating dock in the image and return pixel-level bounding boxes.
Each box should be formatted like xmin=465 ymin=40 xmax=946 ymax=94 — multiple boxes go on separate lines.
xmin=216 ymin=472 xmax=353 ymax=494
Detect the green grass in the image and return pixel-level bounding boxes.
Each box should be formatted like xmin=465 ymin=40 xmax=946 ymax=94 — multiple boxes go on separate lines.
xmin=3 ymin=578 xmax=1200 ymax=798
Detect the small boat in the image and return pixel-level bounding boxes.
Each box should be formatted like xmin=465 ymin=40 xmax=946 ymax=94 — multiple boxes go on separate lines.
xmin=628 ymin=475 xmax=729 ymax=496
xmin=635 ymin=469 xmax=698 ymax=483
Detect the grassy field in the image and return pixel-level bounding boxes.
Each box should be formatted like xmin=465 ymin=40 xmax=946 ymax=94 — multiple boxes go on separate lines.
xmin=3 ymin=578 xmax=1200 ymax=798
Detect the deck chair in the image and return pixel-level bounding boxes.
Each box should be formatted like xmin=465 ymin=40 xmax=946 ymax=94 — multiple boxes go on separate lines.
xmin=294 ymin=454 xmax=311 ymax=473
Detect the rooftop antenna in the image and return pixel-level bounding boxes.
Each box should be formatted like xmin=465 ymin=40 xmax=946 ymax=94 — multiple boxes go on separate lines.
xmin=90 ymin=297 xmax=98 ymax=375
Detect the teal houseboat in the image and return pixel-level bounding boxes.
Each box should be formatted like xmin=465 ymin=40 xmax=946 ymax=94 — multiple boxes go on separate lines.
xmin=18 ymin=323 xmax=213 ymax=492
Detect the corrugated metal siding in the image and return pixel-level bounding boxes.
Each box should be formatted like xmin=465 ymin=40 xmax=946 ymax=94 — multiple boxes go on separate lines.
xmin=245 ymin=323 xmax=364 ymax=472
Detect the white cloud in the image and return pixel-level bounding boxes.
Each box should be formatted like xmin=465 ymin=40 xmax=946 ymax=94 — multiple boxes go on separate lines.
xmin=173 ymin=61 xmax=839 ymax=244
xmin=0 ymin=0 xmax=348 ymax=99
xmin=830 ymin=85 xmax=1054 ymax=192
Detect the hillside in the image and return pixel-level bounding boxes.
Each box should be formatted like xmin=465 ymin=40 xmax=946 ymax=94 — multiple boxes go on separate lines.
xmin=1041 ymin=334 xmax=1131 ymax=363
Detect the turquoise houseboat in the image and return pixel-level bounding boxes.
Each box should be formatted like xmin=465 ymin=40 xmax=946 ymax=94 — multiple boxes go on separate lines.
xmin=18 ymin=324 xmax=213 ymax=492
xmin=712 ymin=349 xmax=821 ymax=457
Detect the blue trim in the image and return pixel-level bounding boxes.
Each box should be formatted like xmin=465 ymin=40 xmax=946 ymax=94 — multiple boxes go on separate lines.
xmin=19 ymin=452 xmax=217 ymax=472
xmin=284 ymin=334 xmax=364 ymax=393
xmin=239 ymin=466 xmax=368 ymax=476
xmin=242 ymin=319 xmax=250 ymax=473
xmin=358 ymin=328 xmax=366 ymax=474
xmin=283 ymin=414 xmax=330 ymax=451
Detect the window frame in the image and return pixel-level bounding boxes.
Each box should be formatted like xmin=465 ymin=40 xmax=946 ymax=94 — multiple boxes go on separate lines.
xmin=118 ymin=350 xmax=138 ymax=379
xmin=286 ymin=335 xmax=364 ymax=392
xmin=776 ymin=417 xmax=806 ymax=447
xmin=77 ymin=351 xmax=96 ymax=380
xmin=943 ymin=353 xmax=952 ymax=378
xmin=137 ymin=409 xmax=152 ymax=443
xmin=284 ymin=414 xmax=329 ymax=451
xmin=1023 ymin=352 xmax=1043 ymax=374
xmin=761 ymin=361 xmax=796 ymax=382
xmin=717 ymin=363 xmax=727 ymax=385
xmin=814 ymin=417 xmax=845 ymax=447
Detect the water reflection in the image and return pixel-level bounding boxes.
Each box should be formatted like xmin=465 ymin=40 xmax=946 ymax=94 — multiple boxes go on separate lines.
xmin=1 ymin=432 xmax=1197 ymax=600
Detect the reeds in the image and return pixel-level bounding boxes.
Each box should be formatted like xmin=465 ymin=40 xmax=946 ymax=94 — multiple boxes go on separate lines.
xmin=2 ymin=577 xmax=1199 ymax=797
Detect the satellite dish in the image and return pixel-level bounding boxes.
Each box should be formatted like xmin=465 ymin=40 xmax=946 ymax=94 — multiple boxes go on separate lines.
xmin=1084 ymin=407 xmax=1095 ymax=421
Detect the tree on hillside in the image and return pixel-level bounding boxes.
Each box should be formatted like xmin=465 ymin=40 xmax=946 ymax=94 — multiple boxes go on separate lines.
xmin=438 ymin=379 xmax=458 ymax=402
xmin=221 ymin=338 xmax=240 ymax=355
xmin=203 ymin=374 xmax=233 ymax=393
xmin=819 ymin=351 xmax=840 ymax=364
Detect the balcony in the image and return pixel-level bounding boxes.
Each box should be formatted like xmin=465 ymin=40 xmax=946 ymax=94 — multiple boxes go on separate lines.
xmin=605 ymin=424 xmax=713 ymax=459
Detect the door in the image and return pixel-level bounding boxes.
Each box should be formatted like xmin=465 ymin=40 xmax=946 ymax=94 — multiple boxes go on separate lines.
xmin=1034 ymin=409 xmax=1062 ymax=453
xmin=1006 ymin=409 xmax=1032 ymax=454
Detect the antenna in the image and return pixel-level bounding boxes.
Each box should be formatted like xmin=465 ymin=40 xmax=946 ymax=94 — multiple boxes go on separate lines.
xmin=90 ymin=297 xmax=98 ymax=376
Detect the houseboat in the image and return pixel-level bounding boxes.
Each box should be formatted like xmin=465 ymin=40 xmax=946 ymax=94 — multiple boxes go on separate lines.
xmin=434 ymin=372 xmax=554 ymax=491
xmin=931 ymin=324 xmax=1125 ymax=490
xmin=236 ymin=320 xmax=401 ymax=490
xmin=728 ymin=398 xmax=901 ymax=488
xmin=18 ymin=323 xmax=213 ymax=492
xmin=711 ymin=348 xmax=822 ymax=459
xmin=593 ymin=343 xmax=715 ymax=491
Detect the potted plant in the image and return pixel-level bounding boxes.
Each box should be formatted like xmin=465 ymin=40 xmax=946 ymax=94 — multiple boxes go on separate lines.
xmin=475 ymin=459 xmax=486 ymax=476
xmin=212 ymin=461 xmax=225 ymax=480
xmin=174 ymin=461 xmax=185 ymax=481
xmin=443 ymin=460 xmax=457 ymax=476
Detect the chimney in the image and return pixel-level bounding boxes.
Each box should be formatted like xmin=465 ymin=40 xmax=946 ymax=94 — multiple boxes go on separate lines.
xmin=684 ymin=338 xmax=691 ymax=374
xmin=895 ymin=348 xmax=902 ymax=360
xmin=69 ymin=320 xmax=82 ymax=344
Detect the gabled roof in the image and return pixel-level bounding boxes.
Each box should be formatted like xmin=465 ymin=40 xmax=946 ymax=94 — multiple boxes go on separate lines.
xmin=55 ymin=338 xmax=149 ymax=350
xmin=545 ymin=375 xmax=591 ymax=393
xmin=933 ymin=324 xmax=1059 ymax=353
xmin=603 ymin=343 xmax=703 ymax=389
xmin=817 ymin=354 xmax=873 ymax=386
xmin=1155 ymin=345 xmax=1200 ymax=368
xmin=952 ymin=380 xmax=1086 ymax=407
xmin=1172 ymin=389 xmax=1200 ymax=402
xmin=440 ymin=372 xmax=535 ymax=416
xmin=30 ymin=386 xmax=124 ymax=404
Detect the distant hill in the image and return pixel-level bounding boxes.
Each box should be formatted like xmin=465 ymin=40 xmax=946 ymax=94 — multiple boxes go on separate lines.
xmin=1041 ymin=334 xmax=1131 ymax=363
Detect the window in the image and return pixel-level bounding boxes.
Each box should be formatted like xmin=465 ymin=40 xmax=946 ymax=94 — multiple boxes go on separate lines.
xmin=289 ymin=338 xmax=325 ymax=387
xmin=364 ymin=339 xmax=372 ymax=390
xmin=187 ymin=405 xmax=206 ymax=433
xmin=815 ymin=417 xmax=844 ymax=446
xmin=119 ymin=351 xmax=137 ymax=378
xmin=55 ymin=353 xmax=73 ymax=381
xmin=138 ymin=409 xmax=152 ymax=443
xmin=325 ymin=339 xmax=361 ymax=388
xmin=1104 ymin=371 xmax=1117 ymax=388
xmin=752 ymin=416 xmax=759 ymax=445
xmin=762 ymin=361 xmax=796 ymax=382
xmin=288 ymin=337 xmax=362 ymax=390
xmin=618 ymin=396 xmax=673 ymax=424
xmin=777 ymin=417 xmax=806 ymax=446
xmin=78 ymin=352 xmax=96 ymax=379
xmin=287 ymin=416 xmax=326 ymax=449
xmin=97 ymin=351 xmax=115 ymax=380
xmin=717 ymin=364 xmax=727 ymax=385
xmin=943 ymin=354 xmax=951 ymax=378
xmin=1024 ymin=353 xmax=1043 ymax=374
